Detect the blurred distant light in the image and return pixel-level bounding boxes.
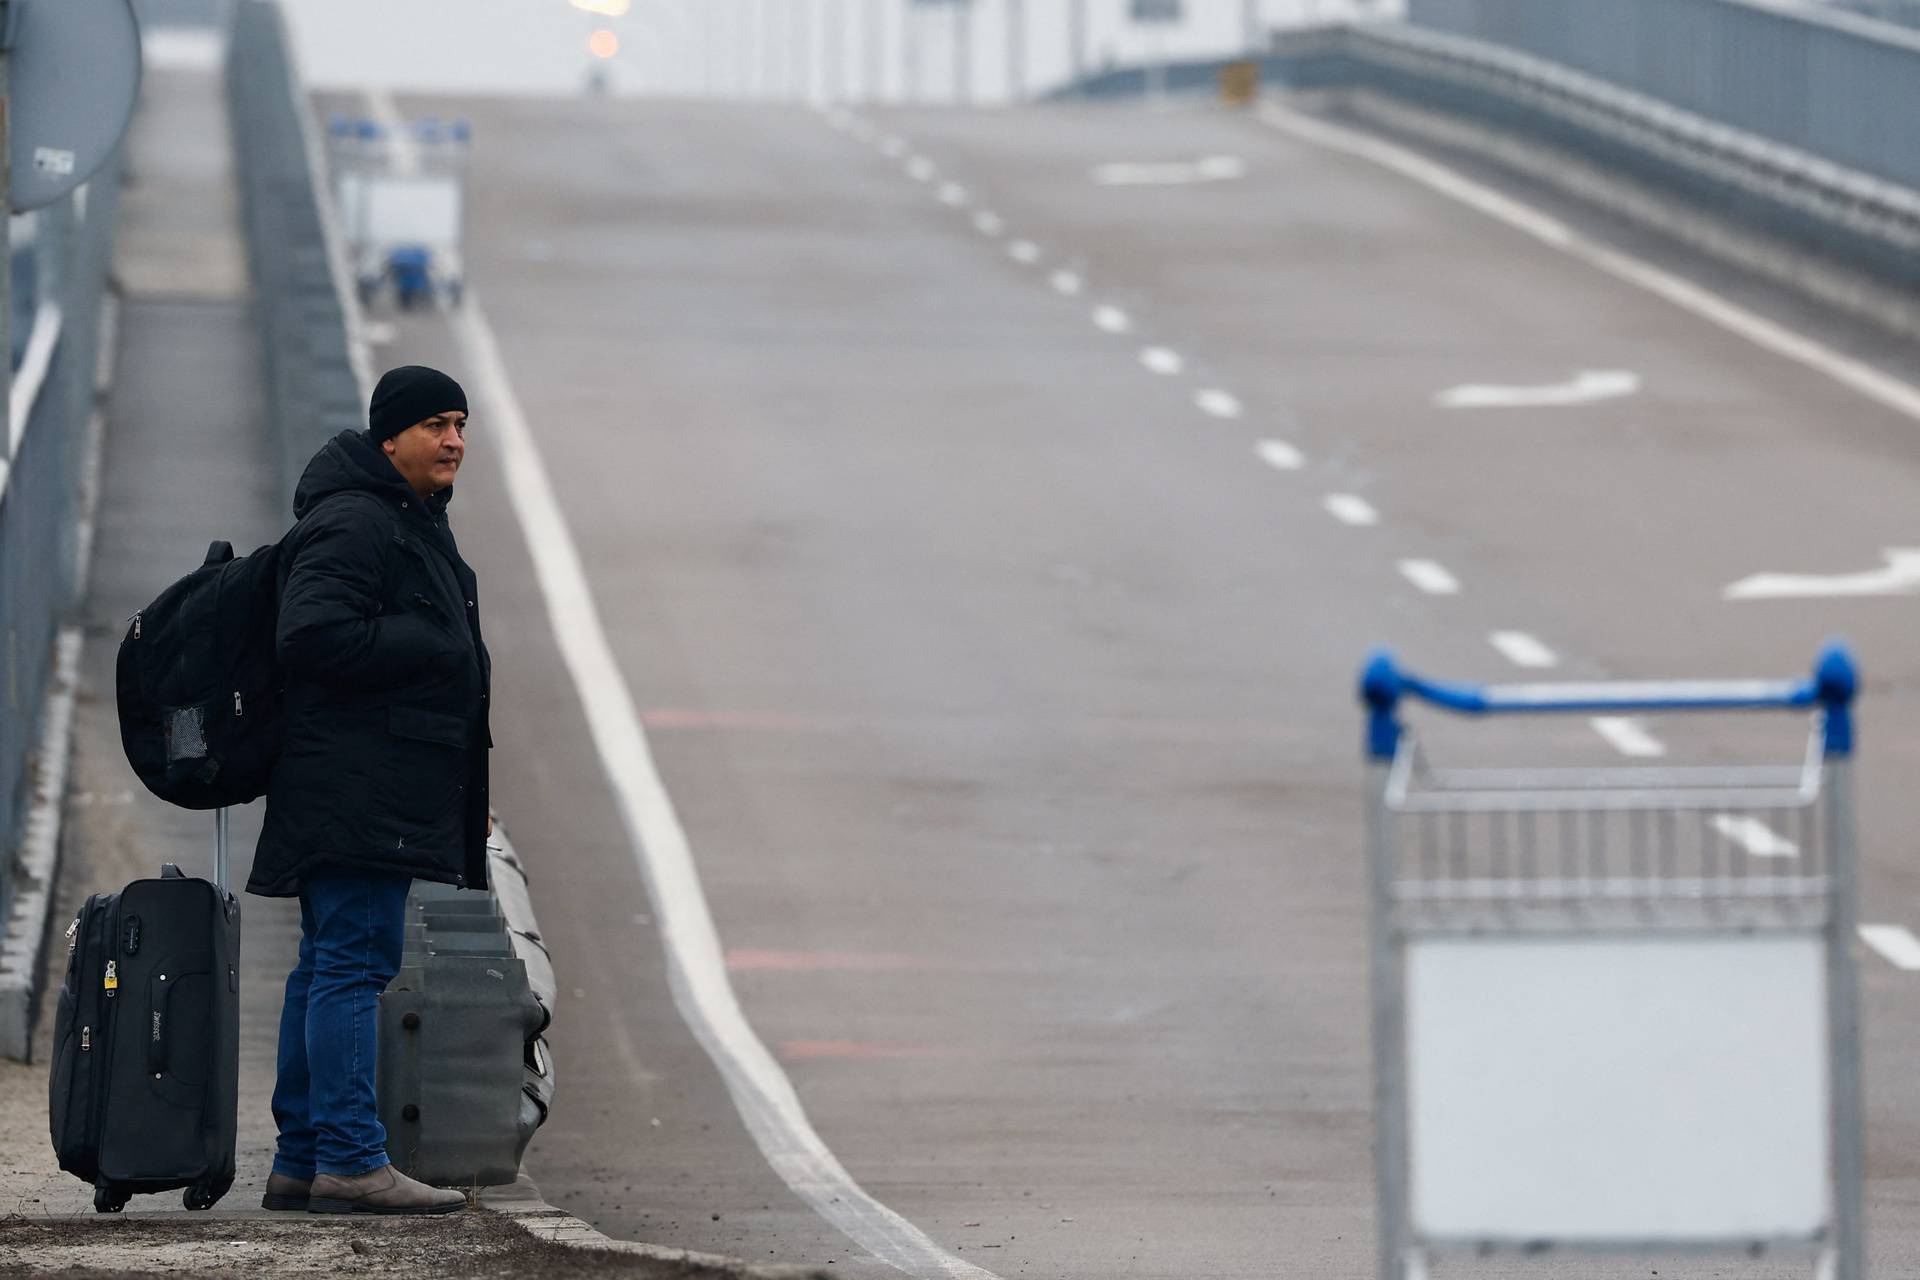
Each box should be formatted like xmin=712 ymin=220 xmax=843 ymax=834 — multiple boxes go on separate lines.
xmin=588 ymin=28 xmax=620 ymax=59
xmin=570 ymin=0 xmax=630 ymax=15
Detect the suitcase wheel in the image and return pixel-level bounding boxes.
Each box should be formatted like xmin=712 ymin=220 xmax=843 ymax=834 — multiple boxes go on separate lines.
xmin=93 ymin=1184 xmax=130 ymax=1213
xmin=184 ymin=1183 xmax=218 ymax=1211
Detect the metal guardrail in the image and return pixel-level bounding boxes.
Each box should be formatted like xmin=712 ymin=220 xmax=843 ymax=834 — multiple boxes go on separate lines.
xmin=0 ymin=158 xmax=122 ymax=921
xmin=1262 ymin=19 xmax=1920 ymax=297
xmin=1405 ymin=0 xmax=1920 ymax=196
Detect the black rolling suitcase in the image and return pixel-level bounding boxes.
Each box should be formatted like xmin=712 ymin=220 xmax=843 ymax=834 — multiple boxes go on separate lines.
xmin=49 ymin=810 xmax=241 ymax=1212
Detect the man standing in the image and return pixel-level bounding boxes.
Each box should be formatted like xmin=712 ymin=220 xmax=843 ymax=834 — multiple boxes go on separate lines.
xmin=249 ymin=366 xmax=492 ymax=1215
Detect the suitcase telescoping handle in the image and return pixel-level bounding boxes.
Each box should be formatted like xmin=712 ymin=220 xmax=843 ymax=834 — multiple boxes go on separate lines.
xmin=214 ymin=806 xmax=230 ymax=895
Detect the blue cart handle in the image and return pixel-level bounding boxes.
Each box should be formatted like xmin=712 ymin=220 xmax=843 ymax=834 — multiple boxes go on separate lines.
xmin=1360 ymin=640 xmax=1857 ymax=760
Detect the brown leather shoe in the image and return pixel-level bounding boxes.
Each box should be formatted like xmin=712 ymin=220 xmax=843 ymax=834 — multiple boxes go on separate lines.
xmin=307 ymin=1163 xmax=466 ymax=1215
xmin=262 ymin=1171 xmax=311 ymax=1211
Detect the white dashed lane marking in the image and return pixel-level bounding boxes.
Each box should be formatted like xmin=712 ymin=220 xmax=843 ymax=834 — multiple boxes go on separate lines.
xmin=1256 ymin=439 xmax=1305 ymax=471
xmin=1323 ymin=494 xmax=1379 ymax=526
xmin=1008 ymin=240 xmax=1041 ymax=264
xmin=1140 ymin=346 xmax=1184 ymax=376
xmin=905 ymin=157 xmax=936 ymax=181
xmin=1488 ymin=631 xmax=1558 ymax=669
xmin=1861 ymin=925 xmax=1920 ymax=971
xmin=1398 ymin=560 xmax=1460 ymax=595
xmin=880 ymin=135 xmax=905 ymax=157
xmin=1710 ymin=814 xmax=1799 ymax=858
xmin=1590 ymin=716 xmax=1666 ymax=758
xmin=1092 ymin=305 xmax=1132 ymax=334
xmin=973 ymin=210 xmax=1004 ymax=236
xmin=1050 ymin=270 xmax=1083 ymax=296
xmin=1194 ymin=389 xmax=1242 ymax=419
xmin=938 ymin=181 xmax=967 ymax=207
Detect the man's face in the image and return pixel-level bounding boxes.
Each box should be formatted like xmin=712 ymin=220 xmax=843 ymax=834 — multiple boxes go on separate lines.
xmin=383 ymin=410 xmax=466 ymax=497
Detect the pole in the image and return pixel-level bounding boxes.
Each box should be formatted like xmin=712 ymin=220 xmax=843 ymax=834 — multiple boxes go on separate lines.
xmin=1005 ymin=0 xmax=1024 ymax=102
xmin=1242 ymin=0 xmax=1259 ymax=53
xmin=905 ymin=4 xmax=922 ymax=101
xmin=0 ymin=9 xmax=13 ymax=507
xmin=1068 ymin=0 xmax=1085 ymax=87
xmin=867 ymin=0 xmax=884 ymax=101
xmin=952 ymin=0 xmax=970 ymax=104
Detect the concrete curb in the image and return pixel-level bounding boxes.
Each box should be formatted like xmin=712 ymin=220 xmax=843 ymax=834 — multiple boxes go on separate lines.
xmin=0 ymin=628 xmax=84 ymax=1061
xmin=483 ymin=1174 xmax=831 ymax=1280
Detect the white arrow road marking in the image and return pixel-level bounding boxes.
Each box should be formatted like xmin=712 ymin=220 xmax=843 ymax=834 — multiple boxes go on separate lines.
xmin=1435 ymin=370 xmax=1640 ymax=409
xmin=1194 ymin=389 xmax=1241 ymax=419
xmin=1007 ymin=240 xmax=1041 ymax=264
xmin=1590 ymin=716 xmax=1666 ymax=758
xmin=1724 ymin=548 xmax=1920 ymax=599
xmin=1398 ymin=560 xmax=1460 ymax=595
xmin=972 ymin=210 xmax=1003 ymax=236
xmin=1139 ymin=346 xmax=1183 ymax=375
xmin=1256 ymin=439 xmax=1304 ymax=471
xmin=455 ymin=295 xmax=1001 ymax=1280
xmin=1049 ymin=270 xmax=1083 ymax=296
xmin=1710 ymin=814 xmax=1799 ymax=858
xmin=1091 ymin=155 xmax=1246 ymax=186
xmin=1860 ymin=925 xmax=1920 ymax=971
xmin=1091 ymin=305 xmax=1131 ymax=334
xmin=1324 ymin=494 xmax=1379 ymax=526
xmin=1488 ymin=631 xmax=1557 ymax=669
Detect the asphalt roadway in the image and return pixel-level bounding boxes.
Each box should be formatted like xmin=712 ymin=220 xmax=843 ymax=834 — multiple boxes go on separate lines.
xmin=346 ymin=91 xmax=1920 ymax=1277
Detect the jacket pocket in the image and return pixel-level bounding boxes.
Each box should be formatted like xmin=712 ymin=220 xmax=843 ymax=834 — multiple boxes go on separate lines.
xmin=388 ymin=706 xmax=468 ymax=749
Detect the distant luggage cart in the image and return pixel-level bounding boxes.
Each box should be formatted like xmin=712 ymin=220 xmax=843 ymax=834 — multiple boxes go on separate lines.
xmin=327 ymin=115 xmax=469 ymax=311
xmin=1359 ymin=643 xmax=1864 ymax=1280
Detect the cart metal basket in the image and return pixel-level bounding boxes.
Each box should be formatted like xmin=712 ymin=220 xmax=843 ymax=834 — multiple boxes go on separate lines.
xmin=1359 ymin=642 xmax=1863 ymax=1280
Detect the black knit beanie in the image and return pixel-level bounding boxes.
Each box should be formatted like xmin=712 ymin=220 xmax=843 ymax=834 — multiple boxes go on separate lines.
xmin=368 ymin=365 xmax=467 ymax=444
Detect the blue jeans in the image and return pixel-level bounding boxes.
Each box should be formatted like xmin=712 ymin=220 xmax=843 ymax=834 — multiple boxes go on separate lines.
xmin=271 ymin=868 xmax=412 ymax=1179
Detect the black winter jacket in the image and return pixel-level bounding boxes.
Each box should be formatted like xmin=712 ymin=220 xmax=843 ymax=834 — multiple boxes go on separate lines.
xmin=247 ymin=430 xmax=492 ymax=897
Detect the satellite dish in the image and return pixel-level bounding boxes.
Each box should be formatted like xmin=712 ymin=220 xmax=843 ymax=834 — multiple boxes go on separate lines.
xmin=10 ymin=0 xmax=142 ymax=211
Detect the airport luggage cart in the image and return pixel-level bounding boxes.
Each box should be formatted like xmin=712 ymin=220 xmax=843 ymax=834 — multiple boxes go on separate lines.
xmin=1359 ymin=643 xmax=1864 ymax=1280
xmin=326 ymin=115 xmax=470 ymax=311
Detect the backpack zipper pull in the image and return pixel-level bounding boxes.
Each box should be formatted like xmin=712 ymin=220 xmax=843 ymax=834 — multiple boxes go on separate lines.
xmin=81 ymin=1026 xmax=91 ymax=1052
xmin=104 ymin=960 xmax=118 ymax=996
xmin=131 ymin=613 xmax=142 ymax=639
xmin=65 ymin=916 xmax=79 ymax=951
xmin=233 ymin=691 xmax=243 ymax=717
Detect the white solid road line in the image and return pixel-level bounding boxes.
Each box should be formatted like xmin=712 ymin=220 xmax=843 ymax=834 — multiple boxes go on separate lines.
xmin=1435 ymin=370 xmax=1640 ymax=409
xmin=1710 ymin=814 xmax=1799 ymax=858
xmin=1398 ymin=560 xmax=1460 ymax=595
xmin=972 ymin=210 xmax=1004 ymax=236
xmin=1049 ymin=269 xmax=1083 ymax=296
xmin=454 ymin=294 xmax=1000 ymax=1280
xmin=1194 ymin=389 xmax=1242 ymax=419
xmin=1488 ymin=630 xmax=1557 ymax=669
xmin=1008 ymin=239 xmax=1041 ymax=264
xmin=1092 ymin=304 xmax=1131 ymax=334
xmin=1256 ymin=439 xmax=1305 ymax=471
xmin=1258 ymin=103 xmax=1920 ymax=427
xmin=1323 ymin=493 xmax=1379 ymax=526
xmin=1590 ymin=716 xmax=1667 ymax=758
xmin=1860 ymin=924 xmax=1920 ymax=971
xmin=1139 ymin=346 xmax=1184 ymax=375
xmin=1724 ymin=548 xmax=1920 ymax=600
xmin=365 ymin=88 xmax=419 ymax=176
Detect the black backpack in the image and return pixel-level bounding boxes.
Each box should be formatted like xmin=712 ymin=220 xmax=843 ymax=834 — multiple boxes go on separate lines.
xmin=117 ymin=539 xmax=288 ymax=809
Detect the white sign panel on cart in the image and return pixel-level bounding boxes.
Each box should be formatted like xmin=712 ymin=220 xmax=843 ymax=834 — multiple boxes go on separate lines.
xmin=1405 ymin=934 xmax=1830 ymax=1241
